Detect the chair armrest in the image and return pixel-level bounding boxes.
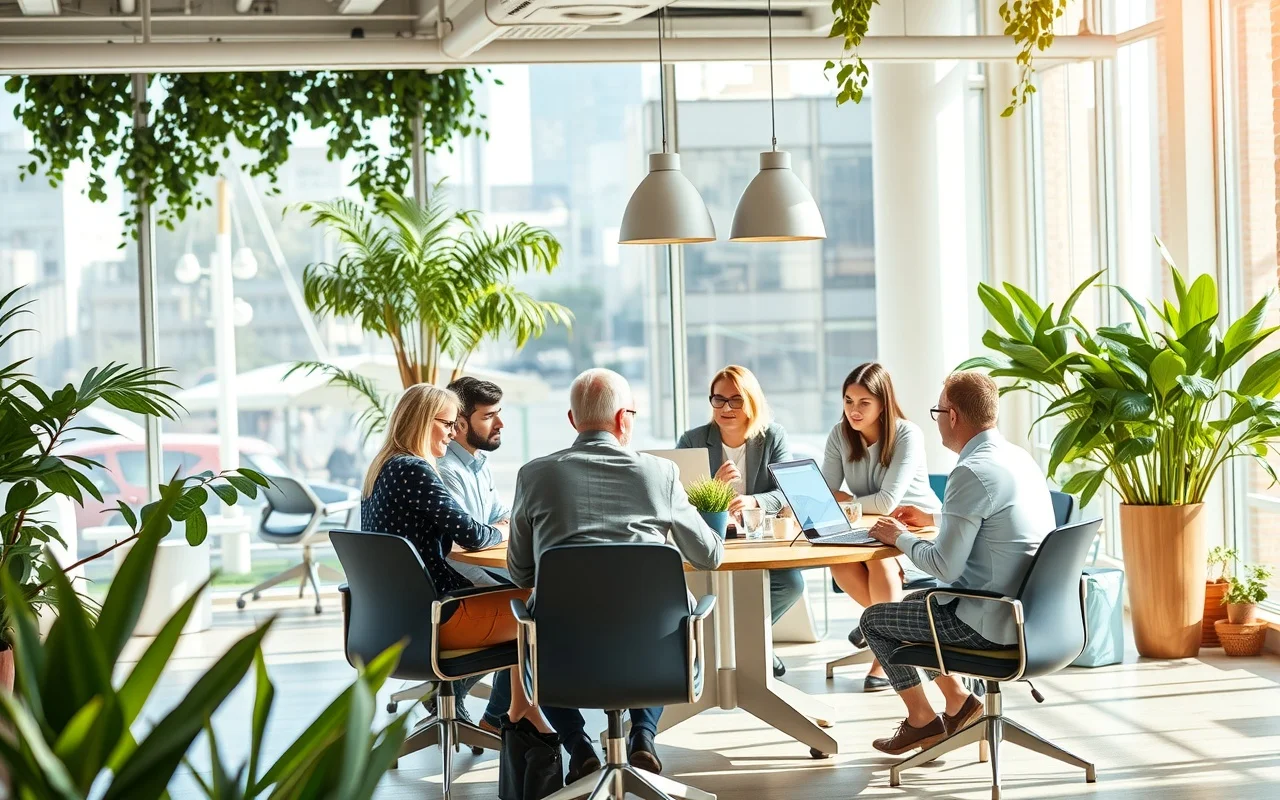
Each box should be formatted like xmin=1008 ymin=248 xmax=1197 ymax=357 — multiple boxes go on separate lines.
xmin=686 ymin=593 xmax=717 ymax=704
xmin=920 ymin=589 xmax=1027 ymax=681
xmin=510 ymin=596 xmax=538 ymax=705
xmin=321 ymin=499 xmax=360 ymax=527
xmin=337 ymin=584 xmax=352 ymax=667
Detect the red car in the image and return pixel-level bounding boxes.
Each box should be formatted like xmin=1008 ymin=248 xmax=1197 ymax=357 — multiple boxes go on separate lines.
xmin=61 ymin=434 xmax=292 ymax=533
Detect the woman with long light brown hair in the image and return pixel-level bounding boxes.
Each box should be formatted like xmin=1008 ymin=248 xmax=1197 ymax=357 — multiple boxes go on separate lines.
xmin=361 ymin=384 xmax=549 ymax=731
xmin=824 ymin=363 xmax=940 ymax=692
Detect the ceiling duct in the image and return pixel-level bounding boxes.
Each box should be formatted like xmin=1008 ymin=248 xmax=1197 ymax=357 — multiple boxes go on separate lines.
xmin=442 ymin=0 xmax=666 ymax=59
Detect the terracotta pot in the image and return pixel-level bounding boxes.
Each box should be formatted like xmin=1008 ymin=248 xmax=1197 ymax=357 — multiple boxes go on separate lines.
xmin=1119 ymin=504 xmax=1206 ymax=659
xmin=1202 ymin=580 xmax=1230 ymax=647
xmin=1227 ymin=603 xmax=1259 ymax=624
xmin=0 ymin=642 xmax=13 ymax=693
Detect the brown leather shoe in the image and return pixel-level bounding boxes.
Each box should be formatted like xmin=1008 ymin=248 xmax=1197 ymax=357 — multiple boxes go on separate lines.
xmin=872 ymin=717 xmax=947 ymax=755
xmin=943 ymin=694 xmax=984 ymax=736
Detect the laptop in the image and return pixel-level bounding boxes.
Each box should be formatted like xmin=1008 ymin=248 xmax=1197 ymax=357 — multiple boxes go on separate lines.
xmin=641 ymin=449 xmax=712 ymax=490
xmin=767 ymin=458 xmax=880 ymax=546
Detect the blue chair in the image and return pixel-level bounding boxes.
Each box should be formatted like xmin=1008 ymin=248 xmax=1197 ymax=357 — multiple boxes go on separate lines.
xmin=928 ymin=473 xmax=949 ymax=502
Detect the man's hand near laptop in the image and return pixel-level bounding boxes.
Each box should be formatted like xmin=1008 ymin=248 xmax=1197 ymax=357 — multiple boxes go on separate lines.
xmin=868 ymin=505 xmax=934 ymax=547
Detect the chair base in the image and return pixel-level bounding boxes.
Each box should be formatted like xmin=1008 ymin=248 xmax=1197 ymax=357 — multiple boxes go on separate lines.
xmin=236 ymin=544 xmax=342 ymax=614
xmin=825 ymin=647 xmax=872 ymax=679
xmin=388 ymin=680 xmax=437 ymax=714
xmin=889 ymin=684 xmax=1096 ymax=800
xmin=551 ymin=710 xmax=714 ymax=800
xmin=395 ymin=689 xmax=500 ymax=800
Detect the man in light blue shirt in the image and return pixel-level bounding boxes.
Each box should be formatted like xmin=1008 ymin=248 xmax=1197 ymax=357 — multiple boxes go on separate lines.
xmin=860 ymin=371 xmax=1055 ymax=756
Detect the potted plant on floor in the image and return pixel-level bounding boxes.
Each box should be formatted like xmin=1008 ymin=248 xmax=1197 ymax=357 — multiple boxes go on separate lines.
xmin=1215 ymin=563 xmax=1273 ymax=657
xmin=1203 ymin=547 xmax=1240 ymax=647
xmin=685 ymin=478 xmax=736 ymax=539
xmin=960 ymin=240 xmax=1280 ymax=659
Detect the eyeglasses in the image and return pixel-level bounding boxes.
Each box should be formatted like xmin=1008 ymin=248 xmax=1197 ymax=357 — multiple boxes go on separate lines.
xmin=434 ymin=417 xmax=459 ymax=433
xmin=624 ymin=409 xmax=638 ymax=417
xmin=710 ymin=395 xmax=745 ymax=410
xmin=929 ymin=406 xmax=952 ymax=422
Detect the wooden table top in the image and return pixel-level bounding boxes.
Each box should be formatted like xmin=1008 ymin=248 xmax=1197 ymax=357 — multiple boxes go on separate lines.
xmin=450 ymin=515 xmax=937 ymax=572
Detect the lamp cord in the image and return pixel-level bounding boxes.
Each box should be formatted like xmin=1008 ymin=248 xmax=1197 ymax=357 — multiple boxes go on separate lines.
xmin=767 ymin=0 xmax=776 ymax=150
xmin=658 ymin=8 xmax=668 ymax=153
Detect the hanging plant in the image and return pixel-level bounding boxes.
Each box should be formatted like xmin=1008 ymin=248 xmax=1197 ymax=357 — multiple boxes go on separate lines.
xmin=2 ymin=69 xmax=488 ymax=235
xmin=825 ymin=0 xmax=1071 ymax=116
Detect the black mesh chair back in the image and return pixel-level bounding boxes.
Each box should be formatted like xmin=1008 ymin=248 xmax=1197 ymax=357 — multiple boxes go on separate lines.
xmin=1050 ymin=490 xmax=1075 ymax=527
xmin=330 ymin=529 xmax=440 ymax=681
xmin=532 ymin=543 xmax=692 ymax=711
xmin=262 ymin=475 xmax=318 ymax=516
xmin=1015 ymin=517 xmax=1101 ymax=676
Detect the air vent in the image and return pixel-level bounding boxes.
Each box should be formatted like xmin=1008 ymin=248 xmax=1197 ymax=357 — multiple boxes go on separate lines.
xmin=499 ymin=24 xmax=590 ymax=39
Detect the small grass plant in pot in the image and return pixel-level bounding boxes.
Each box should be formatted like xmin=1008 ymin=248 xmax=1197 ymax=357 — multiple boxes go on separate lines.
xmin=686 ymin=478 xmax=736 ymax=539
xmin=1215 ymin=563 xmax=1273 ymax=657
xmin=1203 ymin=547 xmax=1239 ymax=647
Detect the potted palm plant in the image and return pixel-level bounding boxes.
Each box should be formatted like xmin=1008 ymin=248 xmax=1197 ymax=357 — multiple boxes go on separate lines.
xmin=960 ymin=241 xmax=1280 ymax=658
xmin=685 ymin=478 xmax=736 ymax=539
xmin=1203 ymin=546 xmax=1239 ymax=647
xmin=289 ymin=187 xmax=571 ymax=435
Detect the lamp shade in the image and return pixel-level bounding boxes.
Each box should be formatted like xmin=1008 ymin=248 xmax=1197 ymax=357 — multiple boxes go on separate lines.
xmin=619 ymin=153 xmax=716 ymax=244
xmin=730 ymin=150 xmax=826 ymax=242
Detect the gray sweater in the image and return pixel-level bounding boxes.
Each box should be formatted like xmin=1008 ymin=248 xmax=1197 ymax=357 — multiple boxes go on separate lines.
xmin=820 ymin=419 xmax=941 ymax=515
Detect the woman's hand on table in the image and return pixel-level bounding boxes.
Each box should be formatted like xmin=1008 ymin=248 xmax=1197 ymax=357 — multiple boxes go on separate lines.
xmin=728 ymin=494 xmax=759 ymax=514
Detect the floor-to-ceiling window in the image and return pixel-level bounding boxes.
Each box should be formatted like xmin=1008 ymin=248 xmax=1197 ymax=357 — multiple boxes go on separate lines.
xmin=1218 ymin=0 xmax=1280 ymax=608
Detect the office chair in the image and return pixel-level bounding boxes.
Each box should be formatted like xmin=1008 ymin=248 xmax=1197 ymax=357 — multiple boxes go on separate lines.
xmin=332 ymin=530 xmax=513 ymax=800
xmin=886 ymin=517 xmax=1102 ymax=799
xmin=511 ymin=543 xmax=716 ymax=800
xmin=236 ymin=476 xmax=356 ymax=614
xmin=826 ymin=489 xmax=1077 ymax=680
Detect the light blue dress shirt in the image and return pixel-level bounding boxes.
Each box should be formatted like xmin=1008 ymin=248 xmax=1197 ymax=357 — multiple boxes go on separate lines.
xmin=894 ymin=429 xmax=1055 ymax=645
xmin=437 ymin=440 xmax=511 ymax=525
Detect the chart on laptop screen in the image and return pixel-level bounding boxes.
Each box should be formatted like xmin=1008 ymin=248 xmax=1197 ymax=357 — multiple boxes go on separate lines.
xmin=770 ymin=461 xmax=847 ymax=532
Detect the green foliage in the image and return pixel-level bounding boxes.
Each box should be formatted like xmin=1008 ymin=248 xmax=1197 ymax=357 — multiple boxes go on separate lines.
xmin=825 ymin=0 xmax=1070 ymax=115
xmin=960 ymin=237 xmax=1280 ymax=508
xmin=286 ymin=361 xmax=393 ymax=441
xmin=0 ymin=473 xmax=407 ymax=799
xmin=295 ymin=186 xmax=572 ymax=396
xmin=3 ymin=69 xmax=486 ymax=235
xmin=1223 ymin=564 xmax=1273 ymax=606
xmin=1207 ymin=546 xmax=1241 ymax=583
xmin=685 ymin=478 xmax=737 ymax=513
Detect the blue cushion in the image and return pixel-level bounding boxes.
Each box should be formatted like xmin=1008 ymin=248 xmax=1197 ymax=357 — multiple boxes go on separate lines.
xmin=1071 ymin=567 xmax=1125 ymax=668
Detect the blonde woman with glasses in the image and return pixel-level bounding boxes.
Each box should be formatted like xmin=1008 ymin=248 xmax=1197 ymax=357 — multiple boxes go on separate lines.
xmin=361 ymin=384 xmax=550 ymax=733
xmin=676 ymin=365 xmax=802 ymax=678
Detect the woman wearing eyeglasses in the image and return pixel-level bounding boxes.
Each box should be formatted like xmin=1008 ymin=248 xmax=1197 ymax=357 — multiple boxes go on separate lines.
xmin=677 ymin=365 xmax=803 ymax=678
xmin=824 ymin=362 xmax=941 ymax=691
xmin=362 ymin=384 xmax=551 ymax=732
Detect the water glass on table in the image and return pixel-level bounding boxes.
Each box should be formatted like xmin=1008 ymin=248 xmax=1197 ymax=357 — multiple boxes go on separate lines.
xmin=741 ymin=507 xmax=766 ymax=540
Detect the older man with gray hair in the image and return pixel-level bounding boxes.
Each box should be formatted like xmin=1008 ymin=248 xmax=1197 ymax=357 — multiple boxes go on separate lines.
xmin=508 ymin=367 xmax=724 ymax=782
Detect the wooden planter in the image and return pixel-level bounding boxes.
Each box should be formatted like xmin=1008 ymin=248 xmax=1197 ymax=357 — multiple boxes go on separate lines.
xmin=1214 ymin=620 xmax=1269 ymax=657
xmin=1119 ymin=504 xmax=1206 ymax=659
xmin=1202 ymin=580 xmax=1230 ymax=647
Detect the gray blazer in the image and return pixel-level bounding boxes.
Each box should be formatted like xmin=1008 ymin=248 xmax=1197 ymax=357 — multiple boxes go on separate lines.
xmin=675 ymin=422 xmax=790 ymax=514
xmin=507 ymin=430 xmax=725 ymax=589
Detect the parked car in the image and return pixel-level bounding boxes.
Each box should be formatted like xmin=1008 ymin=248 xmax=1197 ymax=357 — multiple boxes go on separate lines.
xmin=61 ymin=434 xmax=297 ymax=534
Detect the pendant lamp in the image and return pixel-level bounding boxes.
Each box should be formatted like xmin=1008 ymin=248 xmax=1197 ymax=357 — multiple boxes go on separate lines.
xmin=729 ymin=0 xmax=826 ymax=242
xmin=619 ymin=9 xmax=716 ymax=245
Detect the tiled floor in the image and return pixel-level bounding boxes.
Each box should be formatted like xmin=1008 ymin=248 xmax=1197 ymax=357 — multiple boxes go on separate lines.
xmin=131 ymin=579 xmax=1280 ymax=799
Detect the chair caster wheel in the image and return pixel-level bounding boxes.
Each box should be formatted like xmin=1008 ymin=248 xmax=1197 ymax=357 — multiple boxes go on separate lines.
xmin=390 ymin=759 xmax=399 ymax=770
xmin=252 ymin=592 xmax=261 ymax=601
xmin=314 ymin=604 xmax=323 ymax=615
xmin=387 ymin=701 xmax=398 ymax=714
xmin=471 ymin=746 xmax=484 ymax=756
xmin=810 ymin=748 xmax=831 ymax=759
xmin=816 ymin=719 xmax=833 ymax=729
xmin=236 ymin=598 xmax=246 ymax=610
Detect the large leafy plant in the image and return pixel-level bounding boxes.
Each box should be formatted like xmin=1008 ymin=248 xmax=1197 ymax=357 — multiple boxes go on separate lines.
xmin=291 ymin=187 xmax=572 ymax=436
xmin=0 ymin=471 xmax=408 ymax=799
xmin=4 ymin=69 xmax=486 ymax=234
xmin=1 ymin=288 xmax=194 ymax=635
xmin=960 ymin=242 xmax=1280 ymax=508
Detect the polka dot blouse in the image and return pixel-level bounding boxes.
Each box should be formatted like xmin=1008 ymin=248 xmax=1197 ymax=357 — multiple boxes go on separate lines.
xmin=361 ymin=454 xmax=502 ymax=595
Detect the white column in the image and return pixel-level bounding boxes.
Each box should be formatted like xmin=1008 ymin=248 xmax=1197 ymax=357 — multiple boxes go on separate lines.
xmin=870 ymin=0 xmax=970 ymax=470
xmin=213 ymin=177 xmax=250 ymax=573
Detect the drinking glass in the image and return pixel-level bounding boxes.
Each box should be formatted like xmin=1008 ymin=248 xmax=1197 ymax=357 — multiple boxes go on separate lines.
xmin=742 ymin=507 xmax=766 ymax=540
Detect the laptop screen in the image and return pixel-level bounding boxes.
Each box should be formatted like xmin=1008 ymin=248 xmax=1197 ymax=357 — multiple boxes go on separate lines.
xmin=768 ymin=459 xmax=849 ymax=537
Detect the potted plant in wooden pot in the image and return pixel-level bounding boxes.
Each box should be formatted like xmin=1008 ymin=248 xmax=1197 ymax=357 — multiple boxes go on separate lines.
xmin=959 ymin=241 xmax=1280 ymax=659
xmin=685 ymin=478 xmax=736 ymax=539
xmin=1215 ymin=564 xmax=1273 ymax=657
xmin=1203 ymin=547 xmax=1239 ymax=647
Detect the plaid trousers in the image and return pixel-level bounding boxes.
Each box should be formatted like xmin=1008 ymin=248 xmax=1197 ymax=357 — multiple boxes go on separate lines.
xmin=859 ymin=590 xmax=1007 ymax=692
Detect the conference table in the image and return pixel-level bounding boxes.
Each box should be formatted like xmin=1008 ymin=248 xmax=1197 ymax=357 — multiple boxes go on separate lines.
xmin=451 ymin=516 xmax=936 ymax=758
